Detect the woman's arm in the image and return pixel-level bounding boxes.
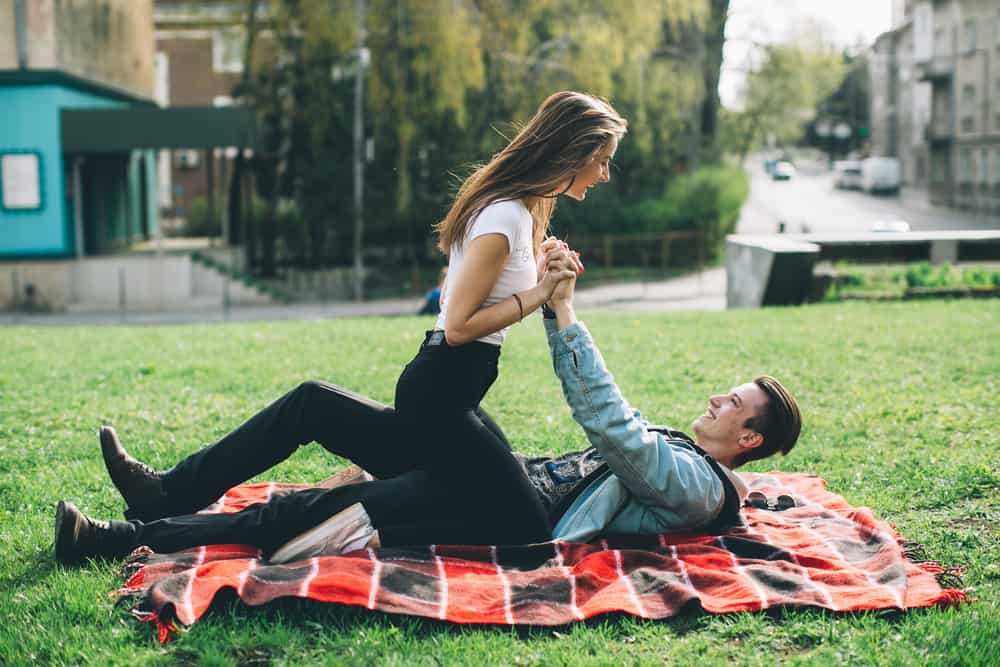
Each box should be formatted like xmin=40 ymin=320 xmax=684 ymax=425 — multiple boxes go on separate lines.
xmin=443 ymin=235 xmax=576 ymax=346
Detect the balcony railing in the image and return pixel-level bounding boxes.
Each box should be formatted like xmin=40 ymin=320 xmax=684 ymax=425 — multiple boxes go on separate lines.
xmin=916 ymin=55 xmax=954 ymax=81
xmin=925 ymin=118 xmax=953 ymax=142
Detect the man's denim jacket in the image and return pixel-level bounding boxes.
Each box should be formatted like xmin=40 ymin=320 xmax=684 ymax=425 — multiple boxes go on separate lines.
xmin=544 ymin=318 xmax=732 ymax=543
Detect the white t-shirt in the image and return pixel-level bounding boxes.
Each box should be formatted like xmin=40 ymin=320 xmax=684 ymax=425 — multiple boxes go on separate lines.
xmin=435 ymin=198 xmax=536 ymax=346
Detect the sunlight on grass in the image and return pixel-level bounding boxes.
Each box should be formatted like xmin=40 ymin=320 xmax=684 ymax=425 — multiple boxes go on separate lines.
xmin=0 ymin=300 xmax=997 ymax=665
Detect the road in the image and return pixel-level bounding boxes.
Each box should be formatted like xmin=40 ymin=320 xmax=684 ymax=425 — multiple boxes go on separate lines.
xmin=738 ymin=158 xmax=998 ymax=235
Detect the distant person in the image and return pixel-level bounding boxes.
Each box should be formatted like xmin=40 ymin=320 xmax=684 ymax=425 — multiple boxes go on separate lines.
xmin=55 ymin=268 xmax=802 ymax=564
xmin=418 ymin=267 xmax=448 ymax=316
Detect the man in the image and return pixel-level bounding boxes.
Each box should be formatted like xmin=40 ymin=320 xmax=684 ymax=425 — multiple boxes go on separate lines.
xmin=55 ymin=275 xmax=800 ymax=565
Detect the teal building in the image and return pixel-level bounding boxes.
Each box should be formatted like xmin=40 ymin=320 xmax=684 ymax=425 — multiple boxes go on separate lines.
xmin=0 ymin=72 xmax=159 ymax=258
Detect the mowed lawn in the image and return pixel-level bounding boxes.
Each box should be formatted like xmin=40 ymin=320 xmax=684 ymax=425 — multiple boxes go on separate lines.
xmin=0 ymin=300 xmax=997 ymax=666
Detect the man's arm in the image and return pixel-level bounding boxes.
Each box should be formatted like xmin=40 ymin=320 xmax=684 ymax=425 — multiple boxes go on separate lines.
xmin=544 ymin=291 xmax=724 ymax=523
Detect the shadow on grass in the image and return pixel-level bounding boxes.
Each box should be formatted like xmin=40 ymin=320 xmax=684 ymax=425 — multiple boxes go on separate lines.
xmin=3 ymin=553 xmax=60 ymax=592
xmin=134 ymin=586 xmax=928 ymax=648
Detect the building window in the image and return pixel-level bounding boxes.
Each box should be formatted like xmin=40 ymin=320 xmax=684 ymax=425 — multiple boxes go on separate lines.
xmin=961 ymin=84 xmax=976 ymax=121
xmin=960 ymin=148 xmax=972 ymax=182
xmin=981 ymin=148 xmax=990 ymax=184
xmin=0 ymin=152 xmax=43 ymax=211
xmin=931 ymin=155 xmax=945 ymax=182
xmin=994 ymin=148 xmax=1000 ymax=184
xmin=964 ymin=19 xmax=976 ymax=52
xmin=961 ymin=116 xmax=975 ymax=133
xmin=213 ymin=27 xmax=245 ymax=74
xmin=175 ymin=150 xmax=201 ymax=169
xmin=155 ymin=52 xmax=170 ymax=107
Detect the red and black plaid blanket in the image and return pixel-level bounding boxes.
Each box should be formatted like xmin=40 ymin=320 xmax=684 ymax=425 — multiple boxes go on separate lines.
xmin=115 ymin=472 xmax=967 ymax=643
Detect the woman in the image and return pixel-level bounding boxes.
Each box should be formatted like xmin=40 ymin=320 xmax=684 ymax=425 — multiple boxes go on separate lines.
xmin=392 ymin=91 xmax=626 ymax=546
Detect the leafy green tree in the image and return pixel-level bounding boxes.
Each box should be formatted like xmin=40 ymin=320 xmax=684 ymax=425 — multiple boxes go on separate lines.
xmin=237 ymin=0 xmax=740 ymax=274
xmin=725 ymin=41 xmax=846 ymax=162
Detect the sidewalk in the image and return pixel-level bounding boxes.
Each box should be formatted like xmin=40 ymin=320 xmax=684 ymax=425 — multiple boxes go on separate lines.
xmin=0 ymin=268 xmax=726 ymax=327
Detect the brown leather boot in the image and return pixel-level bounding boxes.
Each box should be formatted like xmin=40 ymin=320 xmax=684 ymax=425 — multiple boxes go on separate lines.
xmin=54 ymin=501 xmax=135 ymax=565
xmin=99 ymin=426 xmax=168 ymax=522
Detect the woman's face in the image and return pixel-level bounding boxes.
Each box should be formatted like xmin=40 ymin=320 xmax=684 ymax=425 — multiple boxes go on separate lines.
xmin=559 ymin=135 xmax=619 ymax=201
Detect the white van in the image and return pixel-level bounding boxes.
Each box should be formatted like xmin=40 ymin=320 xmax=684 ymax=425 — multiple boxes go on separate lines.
xmin=861 ymin=157 xmax=901 ymax=194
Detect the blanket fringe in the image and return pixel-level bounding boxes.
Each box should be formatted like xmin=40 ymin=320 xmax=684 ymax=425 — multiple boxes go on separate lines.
xmin=900 ymin=540 xmax=967 ymax=591
xmin=132 ymin=608 xmax=181 ymax=645
xmin=931 ymin=587 xmax=971 ymax=607
xmin=900 ymin=539 xmax=929 ymax=562
xmin=125 ymin=545 xmax=154 ymax=566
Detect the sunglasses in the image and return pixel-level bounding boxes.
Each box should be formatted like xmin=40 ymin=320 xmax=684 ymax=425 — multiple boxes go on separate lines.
xmin=744 ymin=491 xmax=797 ymax=511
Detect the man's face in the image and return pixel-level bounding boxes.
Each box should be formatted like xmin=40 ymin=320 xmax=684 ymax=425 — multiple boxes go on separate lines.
xmin=691 ymin=382 xmax=768 ymax=445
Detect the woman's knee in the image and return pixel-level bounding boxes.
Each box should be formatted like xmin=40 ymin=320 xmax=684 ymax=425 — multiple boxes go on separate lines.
xmin=294 ymin=379 xmax=329 ymax=398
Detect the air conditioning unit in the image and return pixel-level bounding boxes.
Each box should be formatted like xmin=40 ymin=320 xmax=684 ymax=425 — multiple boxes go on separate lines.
xmin=175 ymin=150 xmax=201 ymax=169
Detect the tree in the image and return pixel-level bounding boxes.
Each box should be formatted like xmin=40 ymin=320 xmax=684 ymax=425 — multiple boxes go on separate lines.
xmin=804 ymin=52 xmax=871 ymax=161
xmin=725 ymin=41 xmax=846 ymax=163
xmin=698 ymin=0 xmax=729 ymax=165
xmin=235 ymin=0 xmax=737 ymax=275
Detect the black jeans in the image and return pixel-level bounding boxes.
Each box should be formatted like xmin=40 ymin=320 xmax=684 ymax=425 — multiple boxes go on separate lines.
xmin=393 ymin=334 xmax=551 ymax=546
xmin=131 ymin=378 xmax=540 ymax=555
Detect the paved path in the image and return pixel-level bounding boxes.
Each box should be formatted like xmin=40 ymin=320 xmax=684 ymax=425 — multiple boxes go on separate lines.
xmin=0 ymin=269 xmax=726 ymax=327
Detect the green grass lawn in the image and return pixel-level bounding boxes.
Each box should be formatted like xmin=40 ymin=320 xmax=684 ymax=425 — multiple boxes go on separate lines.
xmin=1 ymin=301 xmax=998 ymax=665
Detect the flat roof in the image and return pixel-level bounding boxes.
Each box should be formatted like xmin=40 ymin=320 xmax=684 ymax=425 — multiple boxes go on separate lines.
xmin=61 ymin=106 xmax=258 ymax=152
xmin=0 ymin=69 xmax=155 ymax=106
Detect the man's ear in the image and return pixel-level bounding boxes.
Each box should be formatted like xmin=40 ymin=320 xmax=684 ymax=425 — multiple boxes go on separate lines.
xmin=738 ymin=430 xmax=763 ymax=452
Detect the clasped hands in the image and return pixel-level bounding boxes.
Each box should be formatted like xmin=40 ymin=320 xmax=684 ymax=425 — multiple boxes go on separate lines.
xmin=537 ymin=237 xmax=582 ymax=307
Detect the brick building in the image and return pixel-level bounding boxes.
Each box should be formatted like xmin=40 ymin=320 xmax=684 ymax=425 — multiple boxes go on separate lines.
xmin=153 ymin=0 xmax=249 ymax=229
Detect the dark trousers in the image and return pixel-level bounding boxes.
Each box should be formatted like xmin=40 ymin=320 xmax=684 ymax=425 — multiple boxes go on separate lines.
xmin=131 ymin=371 xmax=545 ymax=556
xmin=393 ymin=335 xmax=552 ymax=545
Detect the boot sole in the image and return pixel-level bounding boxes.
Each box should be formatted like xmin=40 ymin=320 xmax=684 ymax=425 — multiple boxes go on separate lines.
xmin=54 ymin=501 xmax=81 ymax=565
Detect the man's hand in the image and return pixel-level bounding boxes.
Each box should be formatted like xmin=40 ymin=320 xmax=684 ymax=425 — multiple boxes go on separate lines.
xmin=537 ymin=237 xmax=583 ymax=281
xmin=545 ymin=247 xmax=580 ymax=330
xmin=538 ymin=241 xmax=583 ymax=300
xmin=548 ymin=254 xmax=578 ymax=306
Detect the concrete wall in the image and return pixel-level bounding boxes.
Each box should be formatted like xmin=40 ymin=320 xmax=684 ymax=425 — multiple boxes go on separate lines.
xmin=191 ymin=262 xmax=272 ymax=305
xmin=0 ymin=0 xmax=155 ymax=98
xmin=69 ymin=255 xmax=192 ymax=310
xmin=0 ymin=261 xmax=70 ymax=310
xmin=1 ymin=255 xmax=275 ymax=311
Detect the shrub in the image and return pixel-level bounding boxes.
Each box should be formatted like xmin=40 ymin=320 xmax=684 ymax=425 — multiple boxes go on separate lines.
xmin=614 ymin=166 xmax=750 ymax=256
xmin=826 ymin=261 xmax=1000 ymax=300
xmin=182 ymin=197 xmax=224 ymax=237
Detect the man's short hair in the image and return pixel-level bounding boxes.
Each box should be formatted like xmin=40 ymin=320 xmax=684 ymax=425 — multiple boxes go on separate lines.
xmin=736 ymin=375 xmax=801 ymax=467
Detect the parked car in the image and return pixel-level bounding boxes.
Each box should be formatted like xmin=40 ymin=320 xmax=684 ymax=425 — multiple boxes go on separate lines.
xmin=771 ymin=161 xmax=795 ymax=181
xmin=861 ymin=157 xmax=901 ymax=194
xmin=870 ymin=219 xmax=911 ymax=233
xmin=834 ymin=160 xmax=863 ymax=189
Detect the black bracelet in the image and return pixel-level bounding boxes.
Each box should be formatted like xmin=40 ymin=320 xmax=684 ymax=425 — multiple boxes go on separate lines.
xmin=512 ymin=293 xmax=524 ymax=321
xmin=541 ymin=303 xmax=557 ymax=319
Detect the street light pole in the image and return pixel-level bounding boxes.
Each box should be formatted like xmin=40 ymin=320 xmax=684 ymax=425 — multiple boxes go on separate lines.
xmin=352 ymin=0 xmax=368 ymax=301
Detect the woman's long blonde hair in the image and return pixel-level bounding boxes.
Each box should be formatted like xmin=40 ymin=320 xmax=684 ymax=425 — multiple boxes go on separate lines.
xmin=435 ymin=91 xmax=627 ymax=255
